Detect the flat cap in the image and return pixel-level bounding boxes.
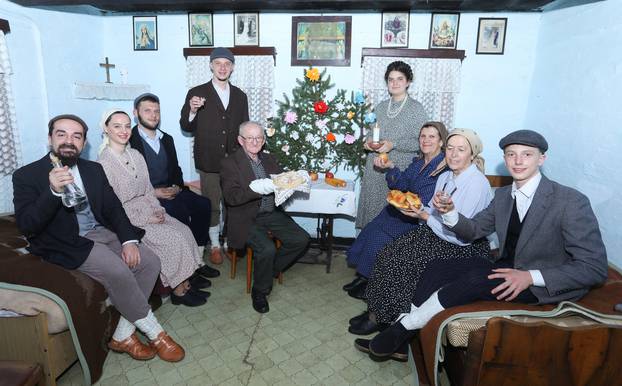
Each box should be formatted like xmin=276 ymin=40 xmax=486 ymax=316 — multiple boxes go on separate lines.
xmin=134 ymin=92 xmax=160 ymax=108
xmin=499 ymin=129 xmax=548 ymax=153
xmin=210 ymin=47 xmax=235 ymax=63
xmin=48 ymin=114 xmax=89 ymax=135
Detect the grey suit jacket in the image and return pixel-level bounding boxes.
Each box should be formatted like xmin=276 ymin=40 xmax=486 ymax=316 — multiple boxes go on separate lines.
xmin=451 ymin=175 xmax=608 ymax=304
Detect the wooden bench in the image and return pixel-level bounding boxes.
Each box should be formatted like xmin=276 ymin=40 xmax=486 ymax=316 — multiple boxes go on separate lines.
xmin=0 ymin=314 xmax=75 ymax=386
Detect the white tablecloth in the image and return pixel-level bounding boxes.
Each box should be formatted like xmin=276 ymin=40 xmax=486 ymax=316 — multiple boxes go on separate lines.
xmin=283 ymin=179 xmax=357 ymax=217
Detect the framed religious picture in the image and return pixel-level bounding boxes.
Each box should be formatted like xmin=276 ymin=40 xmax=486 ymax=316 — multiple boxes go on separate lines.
xmin=381 ymin=12 xmax=410 ymax=48
xmin=291 ymin=16 xmax=352 ymax=67
xmin=428 ymin=13 xmax=460 ymax=49
xmin=188 ymin=13 xmax=214 ymax=47
xmin=476 ymin=18 xmax=507 ymax=55
xmin=234 ymin=13 xmax=259 ymax=46
xmin=133 ymin=16 xmax=157 ymax=51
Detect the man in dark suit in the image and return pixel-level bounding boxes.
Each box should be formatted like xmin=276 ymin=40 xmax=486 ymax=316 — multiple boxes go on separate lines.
xmin=129 ymin=93 xmax=218 ymax=282
xmin=13 ymin=114 xmax=184 ymax=362
xmin=363 ymin=129 xmax=608 ymax=358
xmin=179 ymin=47 xmax=250 ymax=265
xmin=221 ymin=121 xmax=309 ymax=313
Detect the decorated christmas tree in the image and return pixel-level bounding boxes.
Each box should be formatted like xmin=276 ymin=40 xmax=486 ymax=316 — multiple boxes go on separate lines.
xmin=265 ymin=67 xmax=375 ymax=177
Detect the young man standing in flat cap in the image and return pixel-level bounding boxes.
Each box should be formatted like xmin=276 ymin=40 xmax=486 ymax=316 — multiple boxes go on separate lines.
xmin=179 ymin=47 xmax=250 ymax=265
xmin=358 ymin=129 xmax=608 ymax=358
xmin=130 ymin=93 xmax=220 ymax=283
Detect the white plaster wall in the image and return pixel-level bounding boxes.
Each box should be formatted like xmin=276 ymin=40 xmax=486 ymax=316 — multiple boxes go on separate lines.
xmin=524 ymin=0 xmax=622 ymax=267
xmin=0 ymin=0 xmax=106 ymax=162
xmin=1 ymin=5 xmax=542 ymax=236
xmin=100 ymin=11 xmax=539 ymax=237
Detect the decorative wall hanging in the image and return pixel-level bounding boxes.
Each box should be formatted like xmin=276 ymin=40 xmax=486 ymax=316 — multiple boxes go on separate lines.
xmin=133 ymin=16 xmax=157 ymax=51
xmin=291 ymin=16 xmax=352 ymax=67
xmin=429 ymin=13 xmax=460 ymax=50
xmin=234 ymin=13 xmax=259 ymax=46
xmin=188 ymin=13 xmax=214 ymax=47
xmin=476 ymin=18 xmax=507 ymax=55
xmin=381 ymin=12 xmax=410 ymax=48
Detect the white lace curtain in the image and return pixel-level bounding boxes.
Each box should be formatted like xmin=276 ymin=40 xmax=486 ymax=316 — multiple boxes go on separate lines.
xmin=361 ymin=56 xmax=462 ymax=129
xmin=0 ymin=30 xmax=20 ymax=214
xmin=185 ymin=55 xmax=275 ymax=124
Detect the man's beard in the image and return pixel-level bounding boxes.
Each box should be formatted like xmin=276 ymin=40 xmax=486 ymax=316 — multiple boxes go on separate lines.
xmin=138 ymin=114 xmax=160 ymax=131
xmin=52 ymin=145 xmax=80 ymax=167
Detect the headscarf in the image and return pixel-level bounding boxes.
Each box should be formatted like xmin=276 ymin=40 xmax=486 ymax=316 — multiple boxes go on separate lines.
xmin=447 ymin=128 xmax=485 ymax=173
xmin=98 ymin=108 xmax=130 ymax=155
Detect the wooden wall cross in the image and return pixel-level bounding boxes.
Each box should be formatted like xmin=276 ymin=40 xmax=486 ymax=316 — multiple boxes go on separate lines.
xmin=99 ymin=57 xmax=115 ymax=83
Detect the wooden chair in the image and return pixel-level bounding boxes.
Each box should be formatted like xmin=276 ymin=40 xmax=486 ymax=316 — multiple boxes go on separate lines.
xmin=230 ymin=237 xmax=284 ymax=293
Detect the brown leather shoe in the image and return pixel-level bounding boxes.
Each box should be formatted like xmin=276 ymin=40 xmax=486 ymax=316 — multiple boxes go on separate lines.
xmin=209 ymin=247 xmax=223 ymax=265
xmin=108 ymin=333 xmax=156 ymax=360
xmin=150 ymin=332 xmax=185 ymax=362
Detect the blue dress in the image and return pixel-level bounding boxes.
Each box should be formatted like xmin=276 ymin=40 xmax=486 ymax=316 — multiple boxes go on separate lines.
xmin=347 ymin=152 xmax=446 ymax=278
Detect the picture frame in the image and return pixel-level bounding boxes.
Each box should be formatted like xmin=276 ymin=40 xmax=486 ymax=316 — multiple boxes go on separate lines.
xmin=476 ymin=18 xmax=507 ymax=55
xmin=381 ymin=12 xmax=410 ymax=48
xmin=291 ymin=16 xmax=352 ymax=67
xmin=234 ymin=13 xmax=259 ymax=46
xmin=133 ymin=16 xmax=157 ymax=51
xmin=428 ymin=13 xmax=460 ymax=49
xmin=188 ymin=13 xmax=214 ymax=47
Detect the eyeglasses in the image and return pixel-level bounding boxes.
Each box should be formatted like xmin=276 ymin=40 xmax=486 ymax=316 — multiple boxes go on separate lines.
xmin=240 ymin=135 xmax=265 ymax=143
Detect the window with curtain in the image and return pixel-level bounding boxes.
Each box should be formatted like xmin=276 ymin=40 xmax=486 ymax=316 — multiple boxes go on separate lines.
xmin=0 ymin=29 xmax=21 ymax=214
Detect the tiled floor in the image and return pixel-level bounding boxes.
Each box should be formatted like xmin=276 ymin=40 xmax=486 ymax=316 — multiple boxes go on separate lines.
xmin=57 ymin=251 xmax=415 ymax=385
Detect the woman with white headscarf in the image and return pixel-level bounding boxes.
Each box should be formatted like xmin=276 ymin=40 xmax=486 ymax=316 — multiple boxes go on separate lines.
xmin=97 ymin=109 xmax=206 ymax=307
xmin=350 ymin=129 xmax=493 ymax=359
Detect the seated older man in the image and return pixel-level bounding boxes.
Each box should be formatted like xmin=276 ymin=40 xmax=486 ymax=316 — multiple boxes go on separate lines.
xmin=220 ymin=121 xmax=309 ymax=313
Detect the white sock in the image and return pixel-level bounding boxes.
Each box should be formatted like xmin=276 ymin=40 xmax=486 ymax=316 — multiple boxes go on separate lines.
xmin=209 ymin=226 xmax=220 ymax=248
xmin=133 ymin=310 xmax=164 ymax=340
xmin=399 ymin=291 xmax=445 ymax=330
xmin=112 ymin=316 xmax=135 ymax=342
xmin=198 ymin=245 xmax=205 ymax=257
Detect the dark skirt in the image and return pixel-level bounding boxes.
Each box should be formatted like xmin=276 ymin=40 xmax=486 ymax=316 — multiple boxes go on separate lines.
xmin=346 ymin=205 xmax=420 ymax=278
xmin=366 ymin=224 xmax=490 ymax=324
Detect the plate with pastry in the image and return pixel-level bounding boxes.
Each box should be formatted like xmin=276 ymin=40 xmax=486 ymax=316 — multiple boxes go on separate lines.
xmin=386 ymin=190 xmax=422 ymax=211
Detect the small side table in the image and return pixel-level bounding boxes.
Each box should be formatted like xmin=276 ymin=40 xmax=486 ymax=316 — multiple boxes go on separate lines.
xmin=0 ymin=361 xmax=43 ymax=386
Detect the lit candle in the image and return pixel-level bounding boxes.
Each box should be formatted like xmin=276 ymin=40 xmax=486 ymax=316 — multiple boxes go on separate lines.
xmin=372 ymin=124 xmax=380 ymax=143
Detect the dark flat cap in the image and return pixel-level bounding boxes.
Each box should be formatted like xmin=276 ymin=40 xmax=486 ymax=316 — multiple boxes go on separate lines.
xmin=499 ymin=130 xmax=548 ymax=153
xmin=134 ymin=93 xmax=160 ymax=108
xmin=48 ymin=114 xmax=89 ymax=135
xmin=210 ymin=47 xmax=235 ymax=63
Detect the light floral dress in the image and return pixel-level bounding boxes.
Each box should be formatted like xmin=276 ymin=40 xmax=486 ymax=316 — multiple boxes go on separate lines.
xmin=98 ymin=147 xmax=202 ymax=288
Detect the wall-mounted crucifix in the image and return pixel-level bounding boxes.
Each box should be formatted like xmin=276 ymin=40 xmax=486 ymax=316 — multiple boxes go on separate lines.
xmin=99 ymin=57 xmax=115 ymax=83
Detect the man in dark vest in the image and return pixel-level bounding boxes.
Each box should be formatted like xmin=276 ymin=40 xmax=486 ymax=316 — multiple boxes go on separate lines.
xmin=179 ymin=47 xmax=250 ymax=265
xmin=360 ymin=129 xmax=608 ymax=358
xmin=130 ymin=93 xmax=219 ymax=282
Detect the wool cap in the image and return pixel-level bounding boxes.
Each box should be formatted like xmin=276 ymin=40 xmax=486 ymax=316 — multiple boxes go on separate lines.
xmin=133 ymin=92 xmax=160 ymax=109
xmin=422 ymin=121 xmax=448 ymax=146
xmin=48 ymin=114 xmax=89 ymax=136
xmin=210 ymin=47 xmax=235 ymax=63
xmin=499 ymin=129 xmax=548 ymax=153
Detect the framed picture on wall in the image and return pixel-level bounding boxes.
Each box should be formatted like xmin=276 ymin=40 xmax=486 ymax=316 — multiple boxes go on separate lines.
xmin=476 ymin=18 xmax=507 ymax=54
xmin=234 ymin=13 xmax=259 ymax=46
xmin=188 ymin=13 xmax=214 ymax=47
xmin=428 ymin=13 xmax=460 ymax=49
xmin=381 ymin=12 xmax=410 ymax=48
xmin=133 ymin=16 xmax=157 ymax=51
xmin=291 ymin=16 xmax=352 ymax=67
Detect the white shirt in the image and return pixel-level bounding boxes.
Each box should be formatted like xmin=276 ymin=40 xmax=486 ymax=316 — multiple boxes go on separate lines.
xmin=441 ymin=172 xmax=545 ymax=286
xmin=137 ymin=126 xmax=163 ymax=154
